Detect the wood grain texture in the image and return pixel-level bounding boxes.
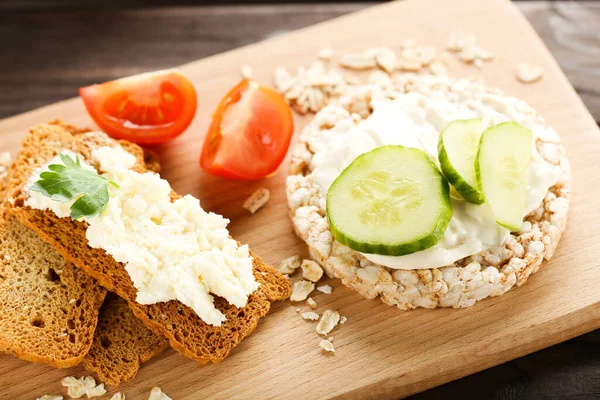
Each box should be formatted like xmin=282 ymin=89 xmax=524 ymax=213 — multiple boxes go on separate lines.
xmin=1 ymin=0 xmax=600 ymax=399
xmin=0 ymin=2 xmax=598 ymax=122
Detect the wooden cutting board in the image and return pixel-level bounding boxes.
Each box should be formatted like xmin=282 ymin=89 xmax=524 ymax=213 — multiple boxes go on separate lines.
xmin=1 ymin=0 xmax=599 ymax=398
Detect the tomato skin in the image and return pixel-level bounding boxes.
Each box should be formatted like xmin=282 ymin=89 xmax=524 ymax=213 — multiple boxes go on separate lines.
xmin=200 ymin=79 xmax=294 ymax=180
xmin=79 ymin=69 xmax=197 ymax=145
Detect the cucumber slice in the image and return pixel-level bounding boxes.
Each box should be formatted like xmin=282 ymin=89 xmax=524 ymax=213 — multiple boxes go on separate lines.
xmin=476 ymin=122 xmax=532 ymax=231
xmin=438 ymin=119 xmax=486 ymax=204
xmin=326 ymin=145 xmax=452 ymax=256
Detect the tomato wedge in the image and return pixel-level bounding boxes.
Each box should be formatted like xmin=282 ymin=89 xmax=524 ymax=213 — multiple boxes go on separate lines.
xmin=79 ymin=69 xmax=197 ymax=145
xmin=200 ymin=79 xmax=294 ymax=180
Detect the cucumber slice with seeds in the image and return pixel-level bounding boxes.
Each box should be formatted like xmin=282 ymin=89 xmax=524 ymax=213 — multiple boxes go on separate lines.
xmin=326 ymin=145 xmax=452 ymax=256
xmin=476 ymin=122 xmax=532 ymax=231
xmin=438 ymin=119 xmax=486 ymax=204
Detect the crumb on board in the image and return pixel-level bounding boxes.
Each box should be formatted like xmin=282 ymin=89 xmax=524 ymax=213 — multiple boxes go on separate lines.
xmin=301 ymin=259 xmax=324 ymax=282
xmin=290 ymin=280 xmax=315 ymax=301
xmin=301 ymin=311 xmax=320 ymax=321
xmin=517 ymin=63 xmax=544 ymax=83
xmin=319 ymin=339 xmax=335 ymax=353
xmin=243 ymin=188 xmax=270 ymax=214
xmin=61 ymin=376 xmax=102 ymax=399
xmin=318 ymin=47 xmax=334 ymax=60
xmin=316 ymin=284 xmax=332 ymax=294
xmin=148 ymin=387 xmax=172 ymax=400
xmin=240 ymin=63 xmax=253 ymax=79
xmin=278 ymin=254 xmax=301 ymax=275
xmin=316 ymin=310 xmax=340 ymax=335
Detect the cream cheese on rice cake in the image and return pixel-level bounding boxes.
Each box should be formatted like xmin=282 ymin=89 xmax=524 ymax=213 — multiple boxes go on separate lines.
xmin=286 ymin=75 xmax=571 ymax=309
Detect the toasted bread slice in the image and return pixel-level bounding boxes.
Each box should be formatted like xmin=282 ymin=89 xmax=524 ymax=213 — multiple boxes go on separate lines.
xmin=0 ymin=162 xmax=106 ymax=368
xmin=9 ymin=123 xmax=292 ymax=363
xmin=0 ymin=121 xmax=166 ymax=378
xmin=83 ymin=293 xmax=170 ymax=386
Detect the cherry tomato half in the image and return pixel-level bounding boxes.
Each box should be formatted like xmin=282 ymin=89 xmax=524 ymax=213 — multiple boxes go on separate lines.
xmin=80 ymin=69 xmax=197 ymax=145
xmin=200 ymin=79 xmax=294 ymax=180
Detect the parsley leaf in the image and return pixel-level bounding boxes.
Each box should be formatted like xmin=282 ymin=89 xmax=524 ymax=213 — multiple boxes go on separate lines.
xmin=30 ymin=153 xmax=118 ymax=220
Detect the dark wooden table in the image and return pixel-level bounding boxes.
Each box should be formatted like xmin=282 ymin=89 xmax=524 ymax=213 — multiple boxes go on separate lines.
xmin=0 ymin=2 xmax=599 ymax=399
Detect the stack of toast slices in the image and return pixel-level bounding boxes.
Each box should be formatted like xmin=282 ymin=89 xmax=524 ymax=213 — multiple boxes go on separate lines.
xmin=0 ymin=120 xmax=291 ymax=386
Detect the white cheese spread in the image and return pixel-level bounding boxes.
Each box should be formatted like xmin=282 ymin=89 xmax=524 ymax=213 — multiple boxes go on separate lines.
xmin=26 ymin=146 xmax=258 ymax=326
xmin=306 ymin=92 xmax=562 ymax=270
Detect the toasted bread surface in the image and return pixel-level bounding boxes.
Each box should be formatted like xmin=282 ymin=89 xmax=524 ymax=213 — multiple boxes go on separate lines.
xmin=83 ymin=293 xmax=170 ymax=386
xmin=0 ymin=120 xmax=165 ymax=375
xmin=9 ymin=123 xmax=291 ymax=363
xmin=0 ymin=163 xmax=106 ymax=367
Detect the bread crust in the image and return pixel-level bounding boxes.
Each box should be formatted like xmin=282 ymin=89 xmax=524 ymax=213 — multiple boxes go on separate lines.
xmin=0 ymin=121 xmax=168 ymax=376
xmin=82 ymin=294 xmax=170 ymax=386
xmin=0 ymin=178 xmax=106 ymax=368
xmin=8 ymin=122 xmax=291 ymax=363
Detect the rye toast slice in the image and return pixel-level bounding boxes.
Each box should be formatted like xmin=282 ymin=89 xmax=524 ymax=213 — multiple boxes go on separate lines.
xmin=9 ymin=123 xmax=292 ymax=363
xmin=0 ymin=121 xmax=168 ymax=380
xmin=0 ymin=158 xmax=106 ymax=368
xmin=83 ymin=293 xmax=170 ymax=386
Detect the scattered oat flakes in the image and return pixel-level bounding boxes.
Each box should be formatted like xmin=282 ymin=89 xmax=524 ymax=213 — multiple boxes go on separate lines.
xmin=340 ymin=315 xmax=348 ymax=324
xmin=462 ymin=45 xmax=493 ymax=65
xmin=316 ymin=310 xmax=340 ymax=335
xmin=301 ymin=259 xmax=323 ymax=282
xmin=447 ymin=32 xmax=475 ymax=52
xmin=290 ymin=280 xmax=315 ymax=301
xmin=240 ymin=64 xmax=253 ymax=79
xmin=429 ymin=60 xmax=447 ymax=76
xmin=243 ymin=188 xmax=270 ymax=214
xmin=318 ymin=47 xmax=334 ymax=60
xmin=396 ymin=57 xmax=422 ymax=72
xmin=319 ymin=339 xmax=335 ymax=352
xmin=278 ymin=254 xmax=301 ymax=275
xmin=37 ymin=396 xmax=62 ymax=400
xmin=517 ymin=63 xmax=544 ymax=83
xmin=69 ymin=298 xmax=76 ymax=304
xmin=61 ymin=376 xmax=97 ymax=399
xmin=86 ymin=383 xmax=106 ymax=398
xmin=417 ymin=46 xmax=436 ymax=66
xmin=340 ymin=52 xmax=377 ymax=70
xmin=307 ymin=297 xmax=317 ymax=309
xmin=374 ymin=48 xmax=397 ymax=74
xmin=60 ymin=376 xmax=80 ymax=387
xmin=274 ymin=67 xmax=293 ymax=92
xmin=110 ymin=394 xmax=125 ymax=400
xmin=274 ymin=61 xmax=345 ymax=115
xmin=0 ymin=151 xmax=11 ymax=177
xmin=0 ymin=152 xmax=11 ymax=167
xmin=316 ymin=284 xmax=332 ymax=294
xmin=301 ymin=311 xmax=320 ymax=321
xmin=148 ymin=387 xmax=172 ymax=400
xmin=459 ymin=45 xmax=476 ymax=62
xmin=344 ymin=74 xmax=361 ymax=85
xmin=474 ymin=47 xmax=494 ymax=61
xmin=368 ymin=70 xmax=392 ymax=87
